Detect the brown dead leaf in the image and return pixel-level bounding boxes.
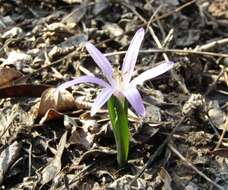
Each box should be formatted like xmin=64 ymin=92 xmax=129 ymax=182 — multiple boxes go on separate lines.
xmin=36 ymin=88 xmax=76 ymax=121
xmin=210 ymin=148 xmax=228 ymax=157
xmin=39 ymin=109 xmax=64 ymax=124
xmin=159 ymin=167 xmax=173 ymax=190
xmin=0 ymin=67 xmax=24 ymax=87
xmin=0 ymin=84 xmax=50 ymax=98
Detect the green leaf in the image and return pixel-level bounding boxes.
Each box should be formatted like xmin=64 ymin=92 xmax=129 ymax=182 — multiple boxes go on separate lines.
xmin=107 ymin=96 xmax=129 ymax=167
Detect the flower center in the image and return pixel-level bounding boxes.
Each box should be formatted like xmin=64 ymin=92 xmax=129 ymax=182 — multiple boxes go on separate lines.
xmin=113 ymin=67 xmax=124 ymax=90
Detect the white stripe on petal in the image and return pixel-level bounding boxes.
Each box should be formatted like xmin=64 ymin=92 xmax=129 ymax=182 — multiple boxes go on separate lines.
xmin=56 ymin=75 xmax=110 ymax=91
xmin=130 ymin=61 xmax=174 ymax=86
xmin=91 ymin=87 xmax=114 ymax=116
xmin=86 ymin=42 xmax=114 ymax=85
xmin=122 ymin=87 xmax=145 ymax=116
xmin=121 ymin=28 xmax=145 ymax=84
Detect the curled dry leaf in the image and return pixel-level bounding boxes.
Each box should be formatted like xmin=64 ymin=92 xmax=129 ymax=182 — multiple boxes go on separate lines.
xmin=39 ymin=109 xmax=64 ymax=124
xmin=159 ymin=167 xmax=173 ymax=190
xmin=0 ymin=141 xmax=21 ymax=185
xmin=2 ymin=27 xmax=23 ymax=39
xmin=36 ymin=88 xmax=76 ymax=120
xmin=41 ymin=131 xmax=67 ymax=185
xmin=48 ymin=34 xmax=88 ymax=61
xmin=208 ymin=100 xmax=226 ymax=130
xmin=0 ymin=67 xmax=24 ymax=88
xmin=182 ymin=94 xmax=206 ymax=116
xmin=65 ymin=115 xmax=99 ymax=150
xmin=208 ymin=0 xmax=228 ymax=19
xmin=0 ymin=16 xmax=15 ymax=30
xmin=3 ymin=51 xmax=32 ymax=69
xmin=93 ymin=0 xmax=109 ymax=15
xmin=103 ymin=23 xmax=124 ymax=37
xmin=108 ymin=175 xmax=150 ymax=189
xmin=61 ymin=4 xmax=86 ymax=27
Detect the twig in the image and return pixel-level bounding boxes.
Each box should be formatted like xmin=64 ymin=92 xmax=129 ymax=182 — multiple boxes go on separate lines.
xmin=101 ymin=48 xmax=228 ymax=58
xmin=162 ymin=29 xmax=174 ymax=48
xmin=204 ymin=68 xmax=225 ymax=96
xmin=140 ymin=49 xmax=228 ymax=58
xmin=55 ymin=163 xmax=95 ymax=190
xmin=206 ymin=112 xmax=222 ymax=139
xmin=147 ymin=4 xmax=165 ymax=39
xmin=12 ymin=49 xmax=80 ymax=85
xmin=129 ymin=116 xmax=186 ymax=186
xmin=119 ymin=0 xmax=192 ymax=95
xmin=198 ymin=38 xmax=228 ymax=51
xmin=119 ymin=0 xmax=169 ymax=62
xmin=168 ymin=143 xmax=225 ymax=190
xmin=96 ymin=0 xmax=197 ymax=47
xmin=28 ymin=142 xmax=32 ymax=177
xmin=13 ymin=47 xmax=228 ymax=86
xmin=10 ymin=0 xmax=198 ymax=85
xmin=0 ymin=108 xmax=18 ymax=139
xmin=214 ymin=117 xmax=227 ymax=150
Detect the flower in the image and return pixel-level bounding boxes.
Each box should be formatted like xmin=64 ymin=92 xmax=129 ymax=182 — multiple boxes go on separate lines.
xmin=57 ymin=28 xmax=174 ymax=116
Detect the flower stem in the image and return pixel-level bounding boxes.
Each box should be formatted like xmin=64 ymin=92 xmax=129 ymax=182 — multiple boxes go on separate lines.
xmin=107 ymin=96 xmax=129 ymax=167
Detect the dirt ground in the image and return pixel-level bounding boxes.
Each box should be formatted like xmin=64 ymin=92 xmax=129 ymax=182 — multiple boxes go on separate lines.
xmin=0 ymin=0 xmax=228 ymax=189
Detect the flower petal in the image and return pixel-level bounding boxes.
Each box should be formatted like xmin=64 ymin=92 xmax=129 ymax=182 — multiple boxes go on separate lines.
xmin=56 ymin=75 xmax=110 ymax=91
xmin=91 ymin=87 xmax=114 ymax=116
xmin=121 ymin=28 xmax=145 ymax=84
xmin=122 ymin=87 xmax=145 ymax=116
xmin=85 ymin=42 xmax=114 ymax=85
xmin=130 ymin=61 xmax=175 ymax=86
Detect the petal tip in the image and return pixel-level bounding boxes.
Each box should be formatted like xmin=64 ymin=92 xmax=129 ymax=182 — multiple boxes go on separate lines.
xmin=137 ymin=27 xmax=145 ymax=34
xmin=168 ymin=61 xmax=175 ymax=66
xmin=134 ymin=27 xmax=145 ymax=41
xmin=139 ymin=107 xmax=146 ymax=117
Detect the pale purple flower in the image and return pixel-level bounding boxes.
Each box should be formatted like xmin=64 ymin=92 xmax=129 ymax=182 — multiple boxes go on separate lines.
xmin=57 ymin=28 xmax=174 ymax=116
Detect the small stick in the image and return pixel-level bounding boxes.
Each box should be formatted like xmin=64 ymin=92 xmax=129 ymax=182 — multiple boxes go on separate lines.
xmin=198 ymin=38 xmax=228 ymax=51
xmin=168 ymin=143 xmax=224 ymax=190
xmin=102 ymin=48 xmax=228 ymax=58
xmin=13 ymin=47 xmax=228 ymax=86
xmin=140 ymin=49 xmax=228 ymax=58
xmin=119 ymin=1 xmax=191 ymax=95
xmin=214 ymin=118 xmax=227 ymax=150
xmin=28 ymin=142 xmax=32 ymax=177
xmin=204 ymin=68 xmax=225 ymax=96
xmin=96 ymin=0 xmax=196 ymax=47
xmin=119 ymin=0 xmax=169 ymax=62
